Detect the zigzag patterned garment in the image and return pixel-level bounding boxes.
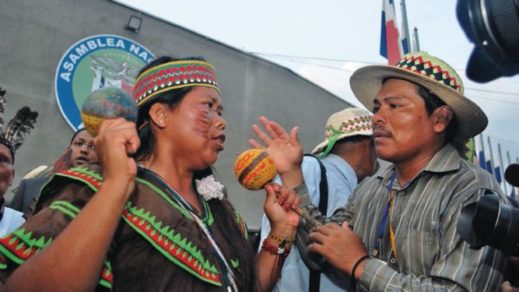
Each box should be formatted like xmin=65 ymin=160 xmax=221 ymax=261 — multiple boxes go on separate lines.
xmin=0 ymin=167 xmax=247 ymax=291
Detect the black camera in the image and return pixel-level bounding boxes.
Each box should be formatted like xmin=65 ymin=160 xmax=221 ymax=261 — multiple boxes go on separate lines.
xmin=457 ymin=165 xmax=519 ymax=255
xmin=456 ymin=0 xmax=519 ymax=82
xmin=458 ymin=190 xmax=519 ymax=256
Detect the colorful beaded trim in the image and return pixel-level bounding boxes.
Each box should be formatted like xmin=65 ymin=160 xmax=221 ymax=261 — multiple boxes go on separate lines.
xmin=0 ymin=213 xmax=113 ymax=289
xmin=396 ymin=53 xmax=463 ymax=93
xmin=53 ymin=167 xmax=236 ymax=287
xmin=122 ymin=202 xmax=222 ymax=286
xmin=0 ymin=228 xmax=53 ymax=265
xmin=132 ymin=60 xmax=219 ymax=107
xmin=56 ymin=167 xmax=103 ymax=190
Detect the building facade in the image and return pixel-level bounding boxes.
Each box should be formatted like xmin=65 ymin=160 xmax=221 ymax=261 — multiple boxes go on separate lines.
xmin=0 ymin=0 xmax=350 ymax=227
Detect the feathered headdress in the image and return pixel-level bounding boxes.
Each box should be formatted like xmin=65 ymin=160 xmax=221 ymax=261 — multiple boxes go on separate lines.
xmin=0 ymin=87 xmax=38 ymax=161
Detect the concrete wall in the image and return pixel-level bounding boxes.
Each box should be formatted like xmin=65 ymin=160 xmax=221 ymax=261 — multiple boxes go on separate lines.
xmin=0 ymin=0 xmax=351 ymax=227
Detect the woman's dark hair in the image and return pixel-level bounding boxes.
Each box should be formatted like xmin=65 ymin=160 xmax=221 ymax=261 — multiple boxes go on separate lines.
xmin=69 ymin=128 xmax=87 ymax=145
xmin=194 ymin=169 xmax=257 ymax=291
xmin=136 ymin=56 xmax=257 ymax=290
xmin=134 ymin=56 xmax=199 ymax=161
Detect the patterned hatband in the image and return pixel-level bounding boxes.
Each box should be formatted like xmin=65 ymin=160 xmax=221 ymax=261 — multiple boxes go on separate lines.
xmin=395 ymin=53 xmax=463 ymax=94
xmin=132 ymin=60 xmax=220 ymax=107
xmin=324 ymin=116 xmax=372 ymax=138
xmin=350 ymin=51 xmax=488 ymax=140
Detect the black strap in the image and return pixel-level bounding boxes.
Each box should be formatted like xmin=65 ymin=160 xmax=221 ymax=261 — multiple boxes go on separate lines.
xmin=305 ymin=154 xmax=328 ymax=292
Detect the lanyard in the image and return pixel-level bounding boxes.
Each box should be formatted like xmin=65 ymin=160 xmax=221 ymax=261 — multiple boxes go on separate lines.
xmin=375 ymin=172 xmax=399 ymax=262
xmin=140 ymin=167 xmax=238 ymax=292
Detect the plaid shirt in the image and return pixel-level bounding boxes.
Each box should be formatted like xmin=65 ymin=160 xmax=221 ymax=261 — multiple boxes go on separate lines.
xmin=297 ymin=144 xmax=508 ymax=291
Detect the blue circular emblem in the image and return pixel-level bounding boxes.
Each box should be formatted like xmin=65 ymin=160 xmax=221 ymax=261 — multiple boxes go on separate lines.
xmin=54 ymin=34 xmax=155 ymax=131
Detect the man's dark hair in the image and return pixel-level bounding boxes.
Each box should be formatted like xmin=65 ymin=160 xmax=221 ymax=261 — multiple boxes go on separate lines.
xmin=341 ymin=135 xmax=372 ymax=144
xmin=416 ymin=86 xmax=467 ymax=157
xmin=331 ymin=135 xmax=373 ymax=154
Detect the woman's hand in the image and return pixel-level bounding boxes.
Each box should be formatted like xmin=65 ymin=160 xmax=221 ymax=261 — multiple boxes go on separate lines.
xmin=3 ymin=118 xmax=141 ymax=292
xmin=263 ymin=183 xmax=300 ymax=237
xmin=94 ymin=118 xmax=140 ymax=198
xmin=249 ymin=116 xmax=304 ymax=189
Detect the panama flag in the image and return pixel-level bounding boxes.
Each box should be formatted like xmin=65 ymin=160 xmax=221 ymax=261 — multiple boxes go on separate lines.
xmin=380 ymin=0 xmax=404 ymax=65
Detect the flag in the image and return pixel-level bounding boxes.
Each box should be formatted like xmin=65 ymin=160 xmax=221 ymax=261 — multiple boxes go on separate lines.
xmin=380 ymin=0 xmax=405 ymax=64
xmin=478 ymin=150 xmax=487 ymax=170
xmin=486 ymin=160 xmax=494 ymax=175
xmin=478 ymin=149 xmax=495 ymax=174
xmin=494 ymin=166 xmax=502 ymax=183
xmin=399 ymin=0 xmax=411 ymax=53
xmin=400 ymin=24 xmax=410 ymax=54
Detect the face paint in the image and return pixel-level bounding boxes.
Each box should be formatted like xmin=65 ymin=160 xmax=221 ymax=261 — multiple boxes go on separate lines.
xmin=193 ymin=103 xmax=212 ymax=138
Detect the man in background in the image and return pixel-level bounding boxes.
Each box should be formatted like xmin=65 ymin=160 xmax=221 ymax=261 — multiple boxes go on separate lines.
xmin=0 ymin=87 xmax=38 ymax=236
xmin=258 ymin=107 xmax=377 ymax=292
xmin=9 ymin=128 xmax=98 ymax=216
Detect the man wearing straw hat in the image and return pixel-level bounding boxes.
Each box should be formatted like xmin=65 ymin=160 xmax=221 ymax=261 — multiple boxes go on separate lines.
xmin=258 ymin=107 xmax=377 ymax=292
xmin=252 ymin=51 xmax=509 ymax=291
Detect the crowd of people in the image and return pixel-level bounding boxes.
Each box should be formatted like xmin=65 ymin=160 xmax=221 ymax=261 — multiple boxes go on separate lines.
xmin=0 ymin=50 xmax=515 ymax=291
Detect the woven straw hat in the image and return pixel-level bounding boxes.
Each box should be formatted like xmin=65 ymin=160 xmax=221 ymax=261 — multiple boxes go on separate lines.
xmin=311 ymin=107 xmax=373 ymax=156
xmin=350 ymin=51 xmax=487 ymax=140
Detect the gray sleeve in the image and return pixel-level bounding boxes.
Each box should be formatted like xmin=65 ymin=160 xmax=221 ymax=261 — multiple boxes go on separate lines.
xmin=293 ymin=182 xmax=351 ymax=286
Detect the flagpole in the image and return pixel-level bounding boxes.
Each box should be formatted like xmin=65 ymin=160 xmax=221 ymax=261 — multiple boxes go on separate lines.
xmin=400 ymin=0 xmax=411 ymax=53
xmin=498 ymin=143 xmax=507 ymax=194
xmin=412 ymin=27 xmax=420 ymax=52
xmin=478 ymin=134 xmax=487 ymax=170
xmin=507 ymin=151 xmax=514 ymax=196
xmin=487 ymin=136 xmax=496 ymax=175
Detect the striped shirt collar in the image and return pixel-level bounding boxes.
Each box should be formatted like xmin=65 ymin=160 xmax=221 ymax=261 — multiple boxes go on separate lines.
xmin=377 ymin=143 xmax=461 ymax=188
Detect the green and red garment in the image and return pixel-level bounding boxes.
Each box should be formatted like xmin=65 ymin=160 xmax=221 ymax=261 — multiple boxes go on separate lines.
xmin=0 ymin=167 xmax=248 ymax=291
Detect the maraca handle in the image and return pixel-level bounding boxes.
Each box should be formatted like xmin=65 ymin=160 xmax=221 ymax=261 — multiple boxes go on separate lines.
xmin=293 ymin=207 xmax=322 ymax=227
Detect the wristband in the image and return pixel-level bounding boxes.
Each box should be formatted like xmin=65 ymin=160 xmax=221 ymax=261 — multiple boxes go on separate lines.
xmin=261 ymin=238 xmax=291 ymax=257
xmin=267 ymin=233 xmax=294 ymax=246
xmin=350 ymin=254 xmax=369 ymax=291
xmin=261 ymin=236 xmax=292 ymax=281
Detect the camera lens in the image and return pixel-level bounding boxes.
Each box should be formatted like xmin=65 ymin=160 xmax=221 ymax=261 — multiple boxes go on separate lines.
xmin=457 ymin=0 xmax=519 ymax=82
xmin=458 ymin=191 xmax=519 ymax=256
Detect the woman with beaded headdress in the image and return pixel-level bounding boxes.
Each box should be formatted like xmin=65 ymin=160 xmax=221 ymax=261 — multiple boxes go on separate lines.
xmin=0 ymin=57 xmax=299 ymax=291
xmin=0 ymin=88 xmax=38 ymax=237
